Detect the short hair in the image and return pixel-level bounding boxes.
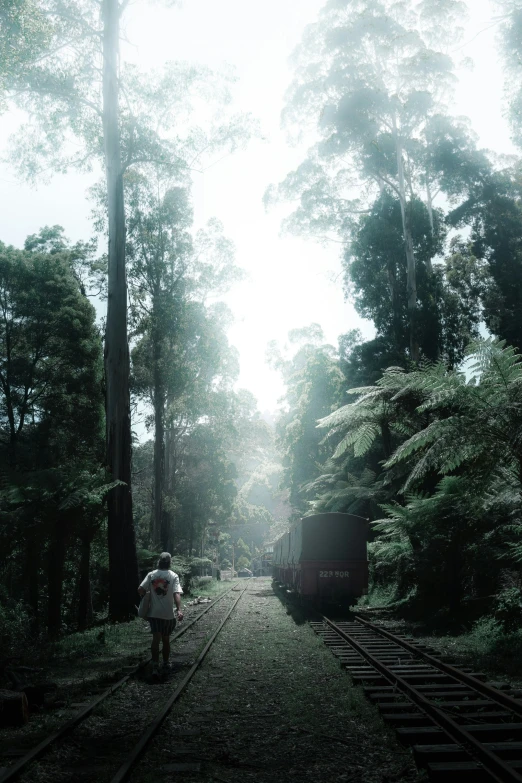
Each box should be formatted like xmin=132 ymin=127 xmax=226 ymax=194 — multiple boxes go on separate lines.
xmin=158 ymin=552 xmax=171 ymax=569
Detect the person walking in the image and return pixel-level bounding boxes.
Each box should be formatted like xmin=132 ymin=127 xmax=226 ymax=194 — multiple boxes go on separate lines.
xmin=138 ymin=552 xmax=184 ymax=678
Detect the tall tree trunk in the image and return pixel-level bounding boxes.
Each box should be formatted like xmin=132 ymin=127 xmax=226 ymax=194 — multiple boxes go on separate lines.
xmin=386 ymin=262 xmax=403 ymax=353
xmin=102 ymin=0 xmax=138 ymax=621
xmin=425 ymin=173 xmax=434 ymax=275
xmin=152 ymin=399 xmax=165 ymax=547
xmin=26 ymin=534 xmax=39 ymax=632
xmin=47 ymin=518 xmax=67 ymax=635
xmin=188 ymin=513 xmax=193 ymax=557
xmin=394 ymin=124 xmax=419 ymax=364
xmin=152 ymin=302 xmax=165 ymax=548
xmin=164 ymin=417 xmax=177 ymax=552
xmin=78 ymin=530 xmax=93 ymax=631
xmin=163 ymin=424 xmax=172 ymax=548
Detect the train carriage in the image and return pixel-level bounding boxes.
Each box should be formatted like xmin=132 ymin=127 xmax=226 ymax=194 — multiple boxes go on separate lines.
xmin=272 ymin=512 xmax=368 ymax=602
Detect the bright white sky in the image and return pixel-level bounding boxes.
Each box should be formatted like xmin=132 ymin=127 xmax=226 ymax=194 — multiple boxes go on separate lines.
xmin=0 ymin=0 xmax=516 ymax=415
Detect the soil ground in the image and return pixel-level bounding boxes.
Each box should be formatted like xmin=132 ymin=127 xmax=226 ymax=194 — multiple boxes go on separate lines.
xmin=131 ymin=578 xmax=423 ymax=783
xmin=1 ymin=579 xmax=425 ymax=782
xmin=0 ymin=580 xmax=233 ymax=777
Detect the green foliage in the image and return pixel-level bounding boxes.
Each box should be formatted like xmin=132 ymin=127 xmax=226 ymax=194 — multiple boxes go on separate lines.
xmin=346 ymin=193 xmax=483 ymax=365
xmin=494 ymin=587 xmax=522 ymax=634
xmin=262 ymin=0 xmax=522 ymax=627
xmin=0 ymin=232 xmax=105 ymax=635
xmin=0 ymin=585 xmax=33 ymax=656
xmin=268 ymin=0 xmax=463 ymax=235
xmin=0 ymin=241 xmax=103 ymax=458
xmin=308 ymin=339 xmax=522 ymax=617
xmin=496 ymin=1 xmax=522 ymax=150
xmin=269 ymin=327 xmax=345 ymax=515
xmin=425 ymin=616 xmax=522 ymax=678
xmin=121 ymin=165 xmax=256 ymax=555
xmin=0 ymin=0 xmax=51 ymax=108
xmin=4 ymin=0 xmax=257 ymax=184
xmin=384 ymin=339 xmax=522 ymax=492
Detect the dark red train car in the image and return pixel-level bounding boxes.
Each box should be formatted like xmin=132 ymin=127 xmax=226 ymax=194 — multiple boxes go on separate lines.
xmin=272 ymin=512 xmax=368 ymax=602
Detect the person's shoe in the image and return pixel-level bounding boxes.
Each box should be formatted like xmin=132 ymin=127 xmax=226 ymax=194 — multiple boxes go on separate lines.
xmin=161 ymin=661 xmax=171 ymax=673
xmin=152 ymin=662 xmax=160 ymax=679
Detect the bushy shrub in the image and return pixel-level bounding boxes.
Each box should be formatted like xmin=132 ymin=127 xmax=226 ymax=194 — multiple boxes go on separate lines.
xmin=0 ymin=586 xmax=33 ymax=657
xmin=137 ymin=549 xmax=192 ymax=589
xmin=192 ymin=576 xmax=213 ymax=589
xmin=494 ymin=587 xmax=522 ymax=634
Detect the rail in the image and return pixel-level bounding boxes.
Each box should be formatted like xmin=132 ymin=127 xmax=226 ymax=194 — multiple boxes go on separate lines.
xmin=313 ymin=615 xmax=522 ymax=783
xmin=0 ymin=583 xmax=238 ymax=783
xmin=110 ymin=584 xmax=248 ymax=783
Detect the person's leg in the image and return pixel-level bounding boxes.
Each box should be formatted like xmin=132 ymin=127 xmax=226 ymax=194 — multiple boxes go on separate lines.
xmin=161 ymin=634 xmax=170 ymax=663
xmin=151 ymin=632 xmax=161 ymax=663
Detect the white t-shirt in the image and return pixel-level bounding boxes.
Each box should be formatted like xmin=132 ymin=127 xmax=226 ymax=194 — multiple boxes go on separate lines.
xmin=140 ymin=569 xmax=183 ymax=620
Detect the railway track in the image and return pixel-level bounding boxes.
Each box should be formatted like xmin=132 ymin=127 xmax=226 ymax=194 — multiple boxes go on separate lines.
xmin=312 ymin=614 xmax=522 ymax=783
xmin=0 ymin=583 xmax=247 ymax=783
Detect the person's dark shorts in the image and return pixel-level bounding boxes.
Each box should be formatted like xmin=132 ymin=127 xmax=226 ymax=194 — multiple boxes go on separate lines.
xmin=148 ymin=617 xmax=177 ymax=635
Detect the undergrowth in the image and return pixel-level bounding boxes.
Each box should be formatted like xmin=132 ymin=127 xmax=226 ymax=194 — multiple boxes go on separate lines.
xmin=46 ymin=578 xmax=234 ymax=662
xmin=7 ymin=578 xmax=232 ymax=670
xmin=427 ymin=617 xmax=522 ymax=679
xmin=0 ymin=588 xmax=33 ymax=658
xmin=356 ymin=584 xmax=397 ymax=608
xmin=48 ymin=618 xmax=144 ymax=663
xmin=187 ymin=576 xmax=235 ymax=598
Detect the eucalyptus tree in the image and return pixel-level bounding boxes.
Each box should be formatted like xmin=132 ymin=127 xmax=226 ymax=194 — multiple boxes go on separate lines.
xmin=267 ymin=325 xmax=345 ymax=515
xmin=0 ymin=237 xmax=104 ymax=632
xmin=173 ymin=424 xmax=238 ymax=556
xmin=346 ymin=192 xmax=443 ymax=361
xmin=4 ymin=0 xmax=254 ymax=619
xmin=495 ymin=0 xmax=522 ymax=148
xmin=0 ymin=0 xmax=51 ymax=106
xmin=125 ymin=178 xmax=192 ymax=548
xmin=122 ymin=167 xmax=243 ymax=550
xmin=346 ymin=193 xmax=484 ymax=365
xmin=267 ymin=0 xmax=466 ymax=363
xmin=444 ymin=165 xmax=522 ymax=353
xmin=0 ymin=241 xmax=102 ymax=464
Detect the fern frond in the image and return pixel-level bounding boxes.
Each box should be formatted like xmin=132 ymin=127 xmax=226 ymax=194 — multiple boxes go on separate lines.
xmin=385 ymin=417 xmax=454 ymax=468
xmin=353 ymin=422 xmax=381 ymax=457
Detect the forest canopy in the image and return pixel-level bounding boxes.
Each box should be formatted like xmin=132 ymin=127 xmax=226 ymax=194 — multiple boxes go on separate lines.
xmin=265 ymin=0 xmax=522 ymax=624
xmin=2 ymin=0 xmax=522 ymax=642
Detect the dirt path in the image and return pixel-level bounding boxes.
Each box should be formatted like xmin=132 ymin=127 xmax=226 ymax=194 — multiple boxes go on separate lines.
xmin=131 ymin=579 xmax=422 ymax=783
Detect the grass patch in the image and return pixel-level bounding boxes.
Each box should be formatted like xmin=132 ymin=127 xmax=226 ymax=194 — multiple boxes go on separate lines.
xmin=47 ymin=618 xmax=145 ymax=664
xmin=422 ymin=617 xmax=522 ymax=679
xmin=24 ymin=578 xmax=232 ymax=667
xmin=187 ymin=577 xmax=237 ymax=599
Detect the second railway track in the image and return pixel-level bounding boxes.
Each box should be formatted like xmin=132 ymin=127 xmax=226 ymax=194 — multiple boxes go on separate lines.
xmin=312 ymin=614 xmax=522 ymax=783
xmin=0 ymin=583 xmax=247 ymax=783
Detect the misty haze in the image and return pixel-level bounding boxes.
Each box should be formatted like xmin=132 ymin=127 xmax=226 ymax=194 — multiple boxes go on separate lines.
xmin=1 ymin=2 xmax=522 ymax=782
